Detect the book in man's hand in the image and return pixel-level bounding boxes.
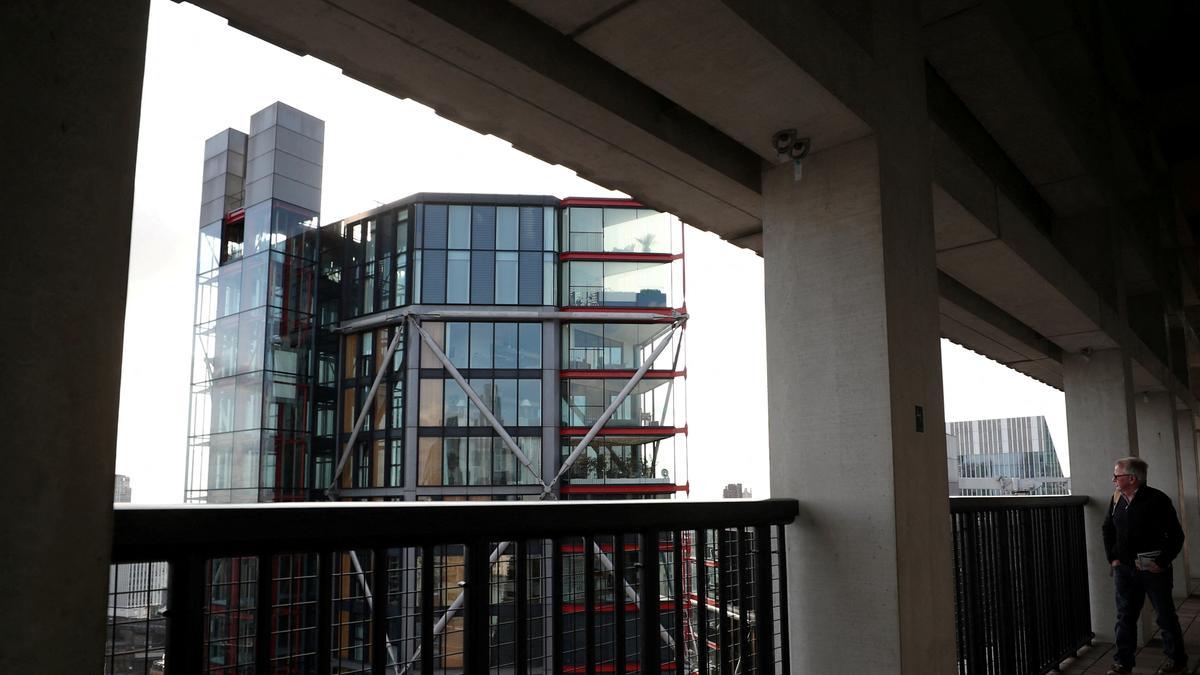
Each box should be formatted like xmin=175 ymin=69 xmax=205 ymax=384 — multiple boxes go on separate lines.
xmin=1135 ymin=551 xmax=1162 ymax=571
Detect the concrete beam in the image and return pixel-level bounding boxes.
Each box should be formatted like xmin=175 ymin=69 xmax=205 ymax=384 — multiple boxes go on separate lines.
xmin=189 ymin=0 xmax=765 ymax=238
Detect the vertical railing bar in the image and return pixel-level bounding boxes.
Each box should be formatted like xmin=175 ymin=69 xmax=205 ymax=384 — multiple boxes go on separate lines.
xmin=466 ymin=540 xmax=491 ymax=674
xmin=737 ymin=527 xmax=752 ymax=672
xmin=421 ymin=545 xmax=435 ymax=675
xmin=255 ymin=553 xmax=274 ymax=675
xmin=717 ymin=529 xmax=732 ymax=675
xmin=516 ymin=539 xmax=529 ymax=675
xmin=371 ymin=548 xmax=388 ymax=675
xmin=641 ymin=530 xmax=661 ymax=675
xmin=584 ymin=536 xmax=596 ymax=675
xmin=696 ymin=528 xmax=710 ymax=675
xmin=165 ymin=554 xmax=205 ymax=675
xmin=774 ymin=525 xmax=790 ymax=675
xmin=552 ymin=537 xmax=564 ymax=675
xmin=615 ymin=535 xmax=626 ymax=674
xmin=317 ymin=551 xmax=333 ymax=675
xmin=673 ymin=529 xmax=685 ymax=675
xmin=754 ymin=525 xmax=775 ymax=675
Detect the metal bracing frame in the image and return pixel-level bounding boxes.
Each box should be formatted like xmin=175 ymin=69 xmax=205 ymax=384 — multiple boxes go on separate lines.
xmin=546 ymin=319 xmax=684 ymax=498
xmin=407 ymin=316 xmax=549 ymax=490
xmin=324 ymin=308 xmax=687 ymax=672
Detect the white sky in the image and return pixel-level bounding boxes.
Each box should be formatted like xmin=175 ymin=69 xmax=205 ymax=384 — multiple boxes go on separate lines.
xmin=115 ymin=0 xmax=1067 ymax=504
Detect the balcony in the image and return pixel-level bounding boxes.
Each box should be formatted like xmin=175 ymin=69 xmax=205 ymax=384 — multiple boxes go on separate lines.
xmin=105 ymin=496 xmax=1105 ymax=674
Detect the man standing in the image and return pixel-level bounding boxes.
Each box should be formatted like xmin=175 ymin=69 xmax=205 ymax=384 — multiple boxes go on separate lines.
xmin=1103 ymin=456 xmax=1187 ymax=674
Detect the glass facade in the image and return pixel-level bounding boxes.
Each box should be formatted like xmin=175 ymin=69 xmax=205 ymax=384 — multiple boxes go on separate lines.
xmin=187 ymin=200 xmax=319 ymax=504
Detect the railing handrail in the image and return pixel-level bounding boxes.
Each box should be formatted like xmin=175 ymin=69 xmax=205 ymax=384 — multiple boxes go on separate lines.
xmin=111 ymin=498 xmax=800 ymax=563
xmin=949 ymin=494 xmax=1089 ymax=511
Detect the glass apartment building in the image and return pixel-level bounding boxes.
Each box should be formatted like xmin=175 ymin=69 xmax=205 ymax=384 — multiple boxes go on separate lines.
xmin=181 ymin=103 xmax=690 ymax=673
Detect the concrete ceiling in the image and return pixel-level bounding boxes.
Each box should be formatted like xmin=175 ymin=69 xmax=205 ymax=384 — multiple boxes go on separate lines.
xmin=186 ymin=0 xmax=1199 ymax=398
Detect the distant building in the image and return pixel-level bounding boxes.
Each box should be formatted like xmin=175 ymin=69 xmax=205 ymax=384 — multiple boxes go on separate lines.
xmin=113 ymin=474 xmax=131 ymax=503
xmin=109 ymin=475 xmax=167 ymax=619
xmin=723 ymin=482 xmax=752 ymax=498
xmin=946 ymin=416 xmax=1070 ymax=495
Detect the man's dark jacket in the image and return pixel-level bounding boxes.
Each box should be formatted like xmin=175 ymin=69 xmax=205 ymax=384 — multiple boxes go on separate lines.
xmin=1102 ymin=484 xmax=1184 ymax=567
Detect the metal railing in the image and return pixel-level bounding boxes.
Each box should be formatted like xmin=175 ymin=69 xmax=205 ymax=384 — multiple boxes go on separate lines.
xmin=110 ymin=499 xmax=798 ymax=674
xmin=950 ymin=495 xmax=1092 ymax=675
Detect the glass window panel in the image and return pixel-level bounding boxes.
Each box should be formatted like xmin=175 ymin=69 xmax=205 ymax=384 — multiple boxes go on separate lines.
xmin=419 ymin=322 xmax=444 ymax=368
xmin=469 ymin=323 xmax=493 ymax=369
xmin=493 ymin=437 xmax=516 ymax=486
xmin=364 ymin=219 xmax=377 ymax=262
xmin=243 ymin=202 xmax=271 ymax=256
xmin=231 ymin=431 xmax=260 ymax=490
xmin=443 ymin=438 xmax=466 ymax=486
xmin=217 ymin=261 xmax=242 ymax=317
xmin=272 ymin=204 xmax=318 ymax=260
xmin=235 ymin=373 xmax=262 ymax=431
xmin=564 ymin=323 xmax=602 ymax=370
xmin=235 ymin=308 xmax=265 ymax=374
xmin=601 ymin=261 xmax=670 ymax=307
xmin=419 ymin=379 xmax=443 ymax=426
xmin=607 ymin=323 xmax=640 ymax=369
xmin=449 ymin=206 xmax=471 ymax=249
xmin=447 ymin=251 xmax=470 ymax=304
xmin=468 ymin=438 xmax=491 ymax=486
xmin=565 ymin=261 xmax=601 ymax=307
xmin=395 ymin=211 xmax=409 ymax=255
xmin=494 ymin=323 xmax=518 ymax=369
xmin=212 ymin=379 xmax=236 ymax=434
xmin=443 ymin=379 xmax=468 ymax=427
xmin=424 ymin=205 xmax=448 ymax=249
xmin=421 ymin=250 xmax=446 ymax=303
xmin=519 ymin=323 xmax=542 ymax=369
xmin=208 ymin=433 xmax=233 ymax=489
xmin=471 ymin=206 xmax=496 ymax=250
xmin=543 ymin=253 xmax=555 ymax=306
xmin=496 ymin=207 xmax=518 ymax=250
xmin=562 ymin=379 xmax=603 ymax=427
xmin=494 ymin=378 xmax=518 ymax=426
xmin=395 ymin=260 xmax=407 ymax=306
xmin=519 ymin=437 xmax=542 ymax=485
xmin=518 ymin=379 xmax=541 ymax=426
xmin=519 ymin=206 xmax=542 ymax=250
xmin=518 ymin=251 xmax=541 ymax=304
xmin=495 ymin=252 xmax=518 ymax=304
xmin=198 ymin=222 xmax=222 ymax=273
xmin=566 ymin=208 xmax=602 ymax=252
xmin=468 ymin=378 xmax=491 ymax=427
xmin=543 ymin=207 xmax=556 ymax=251
xmin=418 ymin=437 xmax=442 ymax=486
xmin=238 ymin=252 xmax=268 ymax=311
xmin=445 ymin=322 xmax=469 ymax=369
xmin=213 ymin=316 xmax=239 ymax=379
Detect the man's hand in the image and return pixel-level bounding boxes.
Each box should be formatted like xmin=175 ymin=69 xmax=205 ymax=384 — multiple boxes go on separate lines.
xmin=1111 ymin=560 xmax=1121 ymax=567
xmin=1145 ymin=561 xmax=1163 ymax=573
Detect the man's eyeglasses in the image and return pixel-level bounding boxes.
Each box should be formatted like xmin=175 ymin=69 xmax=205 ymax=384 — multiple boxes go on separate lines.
xmin=1113 ymin=474 xmax=1135 ymax=481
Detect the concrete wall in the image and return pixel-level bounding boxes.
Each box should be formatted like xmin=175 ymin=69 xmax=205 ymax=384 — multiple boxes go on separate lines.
xmin=0 ymin=2 xmax=149 ymax=671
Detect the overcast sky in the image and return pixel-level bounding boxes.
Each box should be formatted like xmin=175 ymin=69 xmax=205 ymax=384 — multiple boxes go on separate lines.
xmin=115 ymin=0 xmax=1068 ymax=504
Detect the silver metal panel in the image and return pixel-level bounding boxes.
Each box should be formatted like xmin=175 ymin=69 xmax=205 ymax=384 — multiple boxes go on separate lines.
xmin=243 ymin=175 xmax=272 ymax=208
xmin=269 ymin=174 xmax=321 ymax=212
xmin=249 ymin=103 xmax=276 ymax=135
xmin=246 ymin=126 xmax=277 ymax=160
xmin=272 ymin=126 xmax=323 ymax=166
xmin=199 ymin=199 xmax=224 ymax=227
xmin=245 ymin=152 xmax=275 ymax=184
xmin=268 ymin=150 xmax=322 ymax=189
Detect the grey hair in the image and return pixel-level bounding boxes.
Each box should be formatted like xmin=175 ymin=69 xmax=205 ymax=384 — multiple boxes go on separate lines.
xmin=1116 ymin=456 xmax=1148 ymax=484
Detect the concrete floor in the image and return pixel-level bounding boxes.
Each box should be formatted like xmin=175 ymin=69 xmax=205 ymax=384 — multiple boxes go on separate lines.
xmin=1060 ymin=596 xmax=1200 ymax=674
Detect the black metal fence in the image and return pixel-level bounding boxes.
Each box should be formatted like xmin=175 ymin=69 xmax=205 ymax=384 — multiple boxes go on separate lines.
xmin=950 ymin=495 xmax=1092 ymax=675
xmin=109 ymin=499 xmax=798 ymax=674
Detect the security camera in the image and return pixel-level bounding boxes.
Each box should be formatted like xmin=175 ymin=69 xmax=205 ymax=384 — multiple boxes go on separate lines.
xmin=772 ymin=129 xmax=811 ymax=163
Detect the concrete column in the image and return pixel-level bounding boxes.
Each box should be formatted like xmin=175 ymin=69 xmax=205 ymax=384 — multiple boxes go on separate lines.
xmin=0 ymin=2 xmax=149 ymax=672
xmin=764 ymin=130 xmax=954 ymax=670
xmin=1063 ymin=349 xmax=1139 ymax=641
xmin=1177 ymin=407 xmax=1200 ymax=593
xmin=1135 ymin=391 xmax=1187 ymax=600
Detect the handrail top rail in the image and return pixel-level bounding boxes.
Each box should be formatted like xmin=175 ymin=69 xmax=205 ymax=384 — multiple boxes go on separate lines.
xmin=111 ymin=498 xmax=799 ymax=564
xmin=950 ymin=494 xmax=1089 ymax=512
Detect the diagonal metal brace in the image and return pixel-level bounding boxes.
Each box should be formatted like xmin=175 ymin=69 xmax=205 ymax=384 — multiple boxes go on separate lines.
xmin=408 ymin=317 xmax=549 ymax=490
